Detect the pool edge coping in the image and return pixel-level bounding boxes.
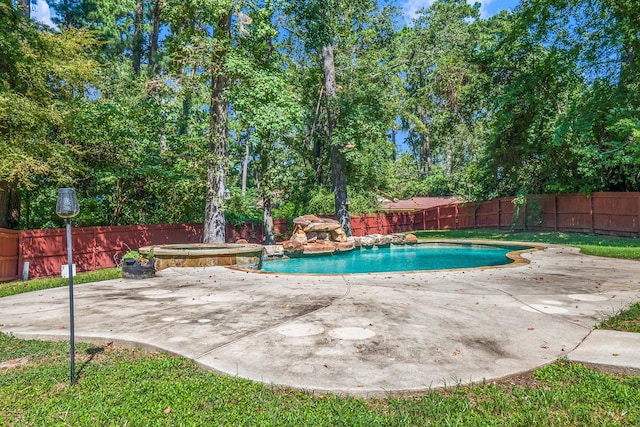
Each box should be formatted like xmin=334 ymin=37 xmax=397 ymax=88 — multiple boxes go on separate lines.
xmin=231 ymin=239 xmax=547 ymax=276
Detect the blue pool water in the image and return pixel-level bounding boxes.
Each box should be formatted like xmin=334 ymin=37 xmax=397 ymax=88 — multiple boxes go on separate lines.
xmin=261 ymin=243 xmax=531 ymax=274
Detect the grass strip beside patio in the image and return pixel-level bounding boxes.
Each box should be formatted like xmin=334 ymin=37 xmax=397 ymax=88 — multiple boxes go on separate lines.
xmin=413 ymin=229 xmax=640 ymax=261
xmin=1 ymin=334 xmax=639 ymax=426
xmin=0 ymin=268 xmax=120 ymax=299
xmin=599 ymin=302 xmax=640 ymax=333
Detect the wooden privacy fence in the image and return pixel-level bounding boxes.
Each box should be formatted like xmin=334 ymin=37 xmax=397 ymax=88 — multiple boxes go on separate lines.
xmin=0 ymin=192 xmax=638 ymax=281
xmin=0 ymin=228 xmax=19 ymax=282
xmin=0 ymin=220 xmax=289 ymax=281
xmin=356 ymin=192 xmax=639 ymax=236
xmin=465 ymin=193 xmax=639 ymax=235
xmin=17 ymin=223 xmax=202 ymax=280
xmin=350 ymin=212 xmax=415 ymax=236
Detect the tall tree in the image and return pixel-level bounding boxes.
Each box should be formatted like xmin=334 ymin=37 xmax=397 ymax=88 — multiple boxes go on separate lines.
xmin=0 ymin=2 xmax=99 ymax=228
xmin=288 ymin=1 xmax=349 ymax=236
xmin=148 ymin=0 xmax=163 ymax=75
xmin=287 ymin=0 xmax=397 ymax=235
xmin=204 ymin=10 xmax=231 ymax=243
xmin=132 ymin=0 xmax=144 ymax=76
xmin=320 ymin=43 xmax=352 ymax=235
xmin=164 ymin=1 xmax=235 ymax=242
xmin=227 ymin=3 xmax=304 ymax=244
xmin=400 ymin=0 xmax=484 ymax=194
xmin=481 ymin=0 xmax=640 ymax=194
xmin=52 ymin=0 xmax=165 ymax=78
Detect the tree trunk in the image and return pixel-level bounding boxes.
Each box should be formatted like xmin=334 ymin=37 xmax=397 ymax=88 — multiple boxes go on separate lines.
xmin=391 ymin=128 xmax=397 ymax=161
xmin=203 ymin=11 xmax=231 ymax=244
xmin=418 ymin=107 xmax=431 ymax=176
xmin=241 ymin=130 xmax=251 ymax=196
xmin=445 ymin=141 xmax=453 ymax=178
xmin=312 ymin=86 xmax=325 ymax=184
xmin=132 ymin=0 xmax=144 ymax=76
xmin=0 ymin=181 xmax=20 ymax=229
xmin=263 ymin=197 xmax=276 ymax=245
xmin=331 ymin=143 xmax=352 ymax=236
xmin=179 ymin=92 xmax=191 ymax=136
xmin=321 ymin=45 xmax=352 ymax=237
xmin=17 ymin=0 xmax=29 ymax=19
xmin=313 ymin=134 xmax=324 ymax=184
xmin=149 ymin=0 xmax=162 ymax=76
xmin=424 ymin=132 xmax=432 ymax=175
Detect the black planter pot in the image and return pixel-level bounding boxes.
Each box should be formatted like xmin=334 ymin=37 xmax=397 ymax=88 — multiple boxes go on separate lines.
xmin=122 ymin=257 xmax=155 ymax=279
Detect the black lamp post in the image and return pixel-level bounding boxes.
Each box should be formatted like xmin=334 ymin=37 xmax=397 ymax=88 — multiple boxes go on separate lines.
xmin=56 ymin=188 xmax=79 ymax=385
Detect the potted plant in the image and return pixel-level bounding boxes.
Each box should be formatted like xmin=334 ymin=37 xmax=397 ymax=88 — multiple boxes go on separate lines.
xmin=121 ymin=248 xmax=155 ymax=279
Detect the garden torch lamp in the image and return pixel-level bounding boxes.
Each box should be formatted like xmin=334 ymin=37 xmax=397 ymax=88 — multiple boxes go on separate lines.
xmin=56 ymin=188 xmax=80 ymax=385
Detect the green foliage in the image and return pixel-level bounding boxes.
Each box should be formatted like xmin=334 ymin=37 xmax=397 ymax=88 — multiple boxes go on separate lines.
xmin=388 ymin=154 xmax=453 ymax=198
xmin=223 ymin=189 xmax=262 ymax=225
xmin=307 ymin=187 xmax=381 ymax=215
xmin=121 ymin=247 xmax=154 ymax=267
xmin=3 ymin=0 xmax=640 ymax=230
xmin=480 ymin=0 xmax=640 ymax=195
xmin=122 ymin=250 xmax=142 ymax=260
xmin=307 ymin=187 xmax=338 ymax=215
xmin=225 ymin=3 xmax=305 ymax=234
xmin=272 ymin=202 xmax=303 ymax=221
xmin=402 ymin=174 xmax=451 ymax=199
xmin=399 ymin=0 xmax=485 ymax=185
xmin=0 ymin=7 xmax=99 ymax=191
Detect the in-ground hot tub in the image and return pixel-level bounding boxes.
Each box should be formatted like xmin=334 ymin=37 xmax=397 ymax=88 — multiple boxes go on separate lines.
xmin=139 ymin=243 xmax=264 ymax=271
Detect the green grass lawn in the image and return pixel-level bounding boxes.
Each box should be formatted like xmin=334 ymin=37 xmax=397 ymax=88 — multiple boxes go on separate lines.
xmin=599 ymin=302 xmax=640 ymax=333
xmin=1 ymin=333 xmax=639 ymax=426
xmin=413 ymin=229 xmax=640 ymax=261
xmin=0 ymin=268 xmax=120 ymax=299
xmin=1 ymin=230 xmax=640 ymax=425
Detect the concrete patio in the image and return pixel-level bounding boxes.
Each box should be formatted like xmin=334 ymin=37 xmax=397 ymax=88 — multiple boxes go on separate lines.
xmin=1 ymin=244 xmax=640 ymax=397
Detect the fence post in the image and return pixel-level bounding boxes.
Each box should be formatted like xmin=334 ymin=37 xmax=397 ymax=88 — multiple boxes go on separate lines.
xmin=497 ymin=199 xmax=501 ymax=230
xmin=17 ymin=231 xmax=23 ymax=280
xmin=437 ymin=207 xmax=441 ymax=230
xmin=474 ymin=203 xmax=478 ymax=228
xmin=554 ymin=195 xmax=558 ymax=232
xmin=92 ymin=227 xmax=97 ymax=271
xmin=590 ymin=195 xmax=595 ymax=234
xmin=455 ymin=204 xmax=459 ymax=229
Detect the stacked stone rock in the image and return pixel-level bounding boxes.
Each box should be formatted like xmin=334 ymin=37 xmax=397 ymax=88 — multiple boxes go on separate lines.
xmin=290 ymin=215 xmax=347 ymax=243
xmin=282 ymin=215 xmax=354 ymax=256
xmin=280 ymin=215 xmax=418 ymax=257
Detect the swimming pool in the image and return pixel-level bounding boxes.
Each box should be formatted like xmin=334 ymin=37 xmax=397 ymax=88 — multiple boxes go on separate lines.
xmin=261 ymin=243 xmax=532 ymax=274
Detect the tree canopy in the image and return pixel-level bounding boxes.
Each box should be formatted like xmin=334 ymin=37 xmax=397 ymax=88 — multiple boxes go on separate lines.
xmin=1 ymin=0 xmax=638 ymax=231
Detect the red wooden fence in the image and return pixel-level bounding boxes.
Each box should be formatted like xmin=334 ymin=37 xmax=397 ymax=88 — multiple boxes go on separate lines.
xmin=350 ymin=212 xmax=415 ymax=236
xmin=0 ymin=192 xmax=638 ymax=281
xmin=0 ymin=228 xmax=19 ymax=282
xmin=1 ymin=220 xmax=289 ymax=281
xmin=458 ymin=193 xmax=639 ymax=235
xmin=17 ymin=223 xmax=203 ymax=280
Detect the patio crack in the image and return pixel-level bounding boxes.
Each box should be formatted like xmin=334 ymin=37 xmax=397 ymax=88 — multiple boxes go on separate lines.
xmin=495 ymin=288 xmax=592 ymax=330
